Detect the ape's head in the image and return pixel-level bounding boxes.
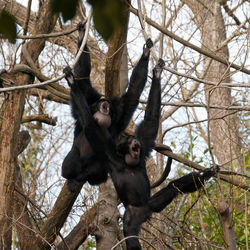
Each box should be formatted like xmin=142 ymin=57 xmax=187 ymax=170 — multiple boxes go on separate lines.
xmin=91 ymin=98 xmax=112 ymax=128
xmin=117 ymin=135 xmax=141 ymax=165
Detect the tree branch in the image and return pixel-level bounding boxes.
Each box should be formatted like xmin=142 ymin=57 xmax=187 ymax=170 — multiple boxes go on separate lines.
xmin=39 ymin=182 xmax=84 ymax=249
xmin=17 ymin=26 xmax=77 ymax=39
xmin=155 ymin=144 xmax=249 ymax=191
xmin=56 ymin=206 xmax=98 ymax=250
xmin=22 ymin=115 xmax=57 ymax=126
xmin=217 ymin=200 xmax=237 ymax=250
xmin=129 ymin=5 xmax=250 ymax=75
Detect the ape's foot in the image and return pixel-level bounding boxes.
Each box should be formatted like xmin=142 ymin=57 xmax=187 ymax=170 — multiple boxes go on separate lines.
xmin=143 ymin=38 xmax=153 ymax=57
xmin=67 ymin=179 xmax=83 ymax=193
xmin=202 ymin=165 xmax=220 ymax=180
xmin=77 ymin=22 xmax=86 ymax=48
xmin=63 ymin=66 xmax=74 ymax=87
xmin=153 ymin=58 xmax=165 ymax=79
xmin=157 ymin=58 xmax=165 ymax=68
xmin=146 ymin=38 xmax=153 ymax=49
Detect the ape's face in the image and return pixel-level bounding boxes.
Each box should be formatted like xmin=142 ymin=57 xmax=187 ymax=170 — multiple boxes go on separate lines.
xmin=98 ymin=100 xmax=110 ymax=115
xmin=117 ymin=136 xmax=141 ymax=166
xmin=92 ymin=99 xmax=112 ymax=128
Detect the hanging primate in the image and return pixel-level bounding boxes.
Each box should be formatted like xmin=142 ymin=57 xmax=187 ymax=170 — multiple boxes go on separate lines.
xmin=82 ymin=59 xmax=219 ymax=250
xmin=62 ymin=22 xmax=153 ymax=192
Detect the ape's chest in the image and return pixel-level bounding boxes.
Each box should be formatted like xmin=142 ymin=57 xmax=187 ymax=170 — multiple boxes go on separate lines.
xmin=116 ymin=168 xmax=149 ymax=192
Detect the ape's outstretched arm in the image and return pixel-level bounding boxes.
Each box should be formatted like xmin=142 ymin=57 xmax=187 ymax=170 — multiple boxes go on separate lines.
xmin=111 ymin=39 xmax=153 ymax=138
xmin=63 ymin=67 xmax=93 ymax=131
xmin=148 ymin=167 xmax=218 ymax=213
xmin=135 ymin=59 xmax=165 ymax=157
xmin=72 ymin=22 xmax=102 ymax=106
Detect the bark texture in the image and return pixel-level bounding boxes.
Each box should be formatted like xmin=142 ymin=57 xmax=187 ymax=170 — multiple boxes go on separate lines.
xmin=56 ymin=206 xmax=98 ymax=250
xmin=0 ymin=72 xmax=29 ymax=249
xmin=105 ymin=0 xmax=131 ymax=98
xmin=217 ymin=201 xmax=237 ymax=250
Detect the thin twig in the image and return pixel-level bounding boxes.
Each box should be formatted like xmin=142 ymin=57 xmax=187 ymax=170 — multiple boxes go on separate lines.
xmin=141 ymin=100 xmax=250 ymax=111
xmin=17 ymin=26 xmax=78 ymax=39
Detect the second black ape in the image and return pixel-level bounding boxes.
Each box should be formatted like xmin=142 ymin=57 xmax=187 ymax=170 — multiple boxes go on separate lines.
xmin=83 ymin=60 xmax=218 ymax=250
xmin=62 ymin=23 xmax=153 ymax=191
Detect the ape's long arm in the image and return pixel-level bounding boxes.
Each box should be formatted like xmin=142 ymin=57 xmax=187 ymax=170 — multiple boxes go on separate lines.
xmin=110 ymin=39 xmax=153 ymax=139
xmin=135 ymin=59 xmax=165 ymax=157
xmin=64 ymin=67 xmax=93 ymax=130
xmin=148 ymin=168 xmax=216 ymax=213
xmin=72 ymin=22 xmax=102 ymax=107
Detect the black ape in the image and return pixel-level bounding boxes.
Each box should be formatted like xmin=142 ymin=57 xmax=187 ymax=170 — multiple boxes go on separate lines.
xmin=84 ymin=60 xmax=218 ymax=250
xmin=62 ymin=22 xmax=153 ymax=191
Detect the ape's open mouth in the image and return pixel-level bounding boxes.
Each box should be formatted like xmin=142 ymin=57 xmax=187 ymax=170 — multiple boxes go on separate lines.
xmin=132 ymin=143 xmax=140 ymax=154
xmin=100 ymin=101 xmax=110 ymax=115
xmin=103 ymin=102 xmax=109 ymax=110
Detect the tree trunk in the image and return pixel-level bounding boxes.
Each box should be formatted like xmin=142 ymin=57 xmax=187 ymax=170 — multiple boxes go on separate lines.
xmin=95 ymin=179 xmax=120 ymax=250
xmin=105 ymin=0 xmax=131 ymax=98
xmin=183 ymin=0 xmax=243 ymax=169
xmin=13 ymin=131 xmax=39 ymax=249
xmin=0 ymin=72 xmax=30 ymax=249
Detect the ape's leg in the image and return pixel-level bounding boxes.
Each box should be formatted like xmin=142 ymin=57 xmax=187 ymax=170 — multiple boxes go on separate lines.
xmin=123 ymin=205 xmax=151 ymax=250
xmin=61 ymin=145 xmax=87 ymax=192
xmin=86 ymin=161 xmax=108 ymax=185
xmin=149 ymin=169 xmax=216 ymax=213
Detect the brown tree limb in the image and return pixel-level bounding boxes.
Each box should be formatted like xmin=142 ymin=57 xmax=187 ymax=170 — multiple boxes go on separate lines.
xmin=17 ymin=26 xmax=78 ymax=39
xmin=0 ymin=72 xmax=32 ymax=249
xmin=0 ymin=0 xmax=79 ymax=57
xmin=22 ymin=114 xmax=57 ymax=126
xmin=39 ymin=182 xmax=83 ymax=249
xmin=28 ymin=88 xmax=69 ymax=104
xmin=0 ymin=0 xmax=59 ymax=248
xmin=221 ymin=0 xmax=247 ymax=29
xmin=105 ymin=1 xmax=131 ymax=97
xmin=142 ymin=100 xmax=250 ymax=111
xmin=56 ymin=205 xmax=98 ymax=250
xmin=217 ymin=201 xmax=237 ymax=250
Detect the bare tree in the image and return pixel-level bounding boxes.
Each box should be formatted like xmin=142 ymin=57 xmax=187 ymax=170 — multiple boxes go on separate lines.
xmin=0 ymin=0 xmax=249 ymax=249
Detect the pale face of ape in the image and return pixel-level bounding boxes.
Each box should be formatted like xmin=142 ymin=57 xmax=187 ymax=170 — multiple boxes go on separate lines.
xmin=93 ymin=100 xmax=112 ymax=128
xmin=124 ymin=137 xmax=141 ymax=166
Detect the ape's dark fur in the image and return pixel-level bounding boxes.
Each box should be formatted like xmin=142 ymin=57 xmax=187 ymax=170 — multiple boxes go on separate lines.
xmin=84 ymin=59 xmax=218 ymax=250
xmin=62 ymin=23 xmax=153 ymax=192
